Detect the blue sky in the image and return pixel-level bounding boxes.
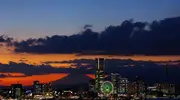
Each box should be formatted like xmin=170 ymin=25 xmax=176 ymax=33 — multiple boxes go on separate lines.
xmin=0 ymin=0 xmax=180 ymax=39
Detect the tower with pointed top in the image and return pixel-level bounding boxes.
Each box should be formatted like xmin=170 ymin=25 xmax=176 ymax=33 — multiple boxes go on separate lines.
xmin=165 ymin=64 xmax=168 ymax=82
xmin=95 ymin=58 xmax=105 ymax=93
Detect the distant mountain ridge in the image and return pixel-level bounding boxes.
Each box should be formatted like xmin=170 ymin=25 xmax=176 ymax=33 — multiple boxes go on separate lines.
xmin=52 ymin=73 xmax=92 ymax=85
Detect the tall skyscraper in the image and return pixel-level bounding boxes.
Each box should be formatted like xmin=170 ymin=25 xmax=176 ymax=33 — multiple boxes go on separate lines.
xmin=118 ymin=77 xmax=129 ymax=94
xmin=42 ymin=83 xmax=52 ymax=95
xmin=134 ymin=76 xmax=145 ymax=97
xmin=33 ymin=81 xmax=42 ymax=95
xmin=111 ymin=73 xmax=119 ymax=94
xmin=95 ymin=58 xmax=105 ymax=93
xmin=165 ymin=64 xmax=169 ymax=82
xmin=89 ymin=79 xmax=95 ymax=92
xmin=11 ymin=84 xmax=23 ymax=99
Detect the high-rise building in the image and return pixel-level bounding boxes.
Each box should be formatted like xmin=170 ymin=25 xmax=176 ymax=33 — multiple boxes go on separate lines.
xmin=111 ymin=73 xmax=119 ymax=94
xmin=88 ymin=79 xmax=97 ymax=98
xmin=118 ymin=77 xmax=129 ymax=94
xmin=11 ymin=84 xmax=23 ymax=99
xmin=33 ymin=81 xmax=42 ymax=95
xmin=42 ymin=83 xmax=52 ymax=95
xmin=127 ymin=82 xmax=136 ymax=95
xmin=161 ymin=83 xmax=175 ymax=95
xmin=134 ymin=76 xmax=145 ymax=97
xmin=89 ymin=79 xmax=95 ymax=92
xmin=95 ymin=58 xmax=105 ymax=93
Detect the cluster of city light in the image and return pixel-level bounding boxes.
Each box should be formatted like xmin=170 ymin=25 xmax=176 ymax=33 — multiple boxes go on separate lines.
xmin=92 ymin=58 xmax=180 ymax=100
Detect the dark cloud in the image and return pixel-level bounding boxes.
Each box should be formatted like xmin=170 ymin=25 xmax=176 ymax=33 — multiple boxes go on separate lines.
xmin=83 ymin=24 xmax=93 ymax=29
xmin=0 ymin=74 xmax=6 ymax=78
xmin=0 ymin=35 xmax=14 ymax=46
xmin=0 ymin=61 xmax=88 ymax=75
xmin=13 ymin=16 xmax=180 ymax=55
xmin=0 ymin=36 xmax=6 ymax=42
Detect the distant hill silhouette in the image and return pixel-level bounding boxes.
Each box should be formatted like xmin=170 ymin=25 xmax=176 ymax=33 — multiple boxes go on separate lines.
xmin=51 ymin=73 xmax=92 ymax=90
xmin=52 ymin=73 xmax=92 ymax=86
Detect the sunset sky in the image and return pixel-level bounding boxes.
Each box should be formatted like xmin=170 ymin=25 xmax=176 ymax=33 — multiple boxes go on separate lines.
xmin=0 ymin=0 xmax=180 ymax=86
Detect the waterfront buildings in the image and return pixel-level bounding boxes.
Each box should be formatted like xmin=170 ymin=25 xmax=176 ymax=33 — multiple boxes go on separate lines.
xmin=118 ymin=77 xmax=129 ymax=94
xmin=11 ymin=84 xmax=23 ymax=99
xmin=33 ymin=81 xmax=42 ymax=95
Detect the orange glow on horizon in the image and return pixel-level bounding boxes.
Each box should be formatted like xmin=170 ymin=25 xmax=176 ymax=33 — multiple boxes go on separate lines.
xmin=0 ymin=73 xmax=69 ymax=86
xmin=86 ymin=74 xmax=95 ymax=79
xmin=1 ymin=52 xmax=180 ymax=67
xmin=50 ymin=63 xmax=77 ymax=68
xmin=86 ymin=74 xmax=108 ymax=79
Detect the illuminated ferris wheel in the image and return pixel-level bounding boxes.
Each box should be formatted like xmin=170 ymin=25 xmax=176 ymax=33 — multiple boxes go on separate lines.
xmin=100 ymin=81 xmax=114 ymax=96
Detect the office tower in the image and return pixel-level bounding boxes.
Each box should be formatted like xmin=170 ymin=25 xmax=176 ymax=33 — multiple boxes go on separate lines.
xmin=95 ymin=58 xmax=105 ymax=93
xmin=118 ymin=77 xmax=129 ymax=94
xmin=169 ymin=84 xmax=175 ymax=95
xmin=111 ymin=73 xmax=119 ymax=94
xmin=11 ymin=84 xmax=23 ymax=99
xmin=33 ymin=81 xmax=42 ymax=95
xmin=42 ymin=83 xmax=52 ymax=95
xmin=88 ymin=79 xmax=97 ymax=98
xmin=161 ymin=83 xmax=175 ymax=95
xmin=134 ymin=76 xmax=145 ymax=97
xmin=89 ymin=79 xmax=95 ymax=92
xmin=165 ymin=64 xmax=169 ymax=83
xmin=127 ymin=82 xmax=136 ymax=95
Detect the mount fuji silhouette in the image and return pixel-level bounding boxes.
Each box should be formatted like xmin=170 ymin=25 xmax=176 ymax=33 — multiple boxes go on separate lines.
xmin=52 ymin=73 xmax=92 ymax=85
xmin=51 ymin=73 xmax=93 ymax=89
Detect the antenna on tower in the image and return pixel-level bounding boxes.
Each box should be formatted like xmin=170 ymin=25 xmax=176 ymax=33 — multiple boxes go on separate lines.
xmin=165 ymin=63 xmax=169 ymax=83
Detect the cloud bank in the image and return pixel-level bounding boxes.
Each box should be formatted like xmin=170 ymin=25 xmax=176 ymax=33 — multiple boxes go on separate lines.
xmin=11 ymin=16 xmax=180 ymax=55
xmin=0 ymin=16 xmax=180 ymax=55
